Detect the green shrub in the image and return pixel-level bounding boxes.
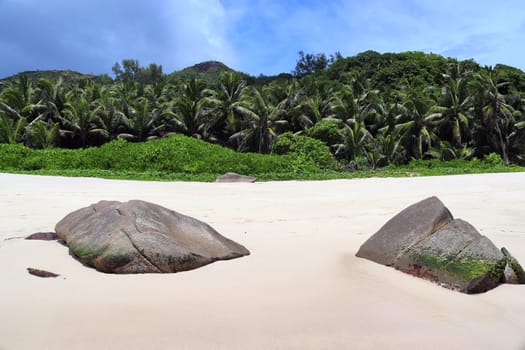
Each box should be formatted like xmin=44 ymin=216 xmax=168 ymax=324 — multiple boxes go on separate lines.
xmin=305 ymin=120 xmax=343 ymax=146
xmin=271 ymin=132 xmax=338 ymax=170
xmin=0 ymin=144 xmax=31 ymax=169
xmin=0 ymin=134 xmax=333 ymax=178
xmin=483 ymin=152 xmax=503 ymax=166
xmin=2 ymin=134 xmax=521 ymax=181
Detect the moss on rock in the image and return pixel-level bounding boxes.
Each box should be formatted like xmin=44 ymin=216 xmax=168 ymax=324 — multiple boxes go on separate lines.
xmin=502 ymin=247 xmax=525 ymax=283
xmin=69 ymin=244 xmax=104 ymax=261
xmin=407 ymin=250 xmax=506 ymax=293
xmin=410 ymin=251 xmax=495 ymax=281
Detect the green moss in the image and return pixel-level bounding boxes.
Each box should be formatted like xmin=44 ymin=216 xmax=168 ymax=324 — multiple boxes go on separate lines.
xmin=502 ymin=247 xmax=525 ymax=283
xmin=409 ymin=252 xmax=499 ymax=281
xmin=70 ymin=244 xmax=131 ymax=268
xmin=489 ymin=258 xmax=508 ymax=279
xmin=69 ymin=244 xmax=103 ymax=260
xmin=446 ymin=259 xmax=493 ymax=280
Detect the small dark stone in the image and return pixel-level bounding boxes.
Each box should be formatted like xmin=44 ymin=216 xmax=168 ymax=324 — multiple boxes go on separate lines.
xmin=216 ymin=172 xmax=256 ymax=183
xmin=26 ymin=232 xmax=60 ymax=240
xmin=27 ymin=267 xmax=60 ymax=278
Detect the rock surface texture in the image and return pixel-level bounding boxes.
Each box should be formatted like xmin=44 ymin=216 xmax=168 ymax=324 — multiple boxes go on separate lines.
xmin=216 ymin=172 xmax=256 ymax=183
xmin=356 ymin=196 xmax=524 ymax=293
xmin=55 ymin=200 xmax=250 ymax=274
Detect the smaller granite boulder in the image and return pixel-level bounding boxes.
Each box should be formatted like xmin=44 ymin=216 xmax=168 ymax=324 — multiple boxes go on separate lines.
xmin=55 ymin=200 xmax=250 ymax=274
xmin=356 ymin=197 xmax=524 ymax=293
xmin=216 ymin=172 xmax=256 ymax=183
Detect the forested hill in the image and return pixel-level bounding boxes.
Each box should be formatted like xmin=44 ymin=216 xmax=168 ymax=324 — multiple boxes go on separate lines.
xmin=0 ymin=70 xmax=96 ymax=83
xmin=3 ymin=51 xmax=525 ymax=91
xmin=1 ymin=50 xmax=525 ymax=168
xmin=0 ymin=61 xmax=242 ymax=87
xmin=321 ymin=51 xmax=525 ymax=93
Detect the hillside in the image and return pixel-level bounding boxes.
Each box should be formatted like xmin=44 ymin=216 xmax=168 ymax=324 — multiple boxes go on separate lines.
xmin=0 ymin=69 xmax=109 ymax=84
xmin=321 ymin=50 xmax=525 ymax=92
xmin=0 ymin=60 xmax=291 ymax=87
xmin=167 ymin=60 xmax=243 ymax=84
xmin=3 ymin=52 xmax=525 ymax=91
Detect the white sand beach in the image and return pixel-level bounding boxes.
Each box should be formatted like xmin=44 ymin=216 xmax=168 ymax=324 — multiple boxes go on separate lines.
xmin=1 ymin=172 xmax=524 ymax=350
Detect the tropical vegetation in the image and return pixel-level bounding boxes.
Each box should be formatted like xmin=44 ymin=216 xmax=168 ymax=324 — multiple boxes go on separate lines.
xmin=1 ymin=51 xmax=524 ymax=179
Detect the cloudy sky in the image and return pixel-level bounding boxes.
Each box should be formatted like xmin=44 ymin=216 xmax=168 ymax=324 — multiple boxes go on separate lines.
xmin=1 ymin=0 xmax=524 ymax=78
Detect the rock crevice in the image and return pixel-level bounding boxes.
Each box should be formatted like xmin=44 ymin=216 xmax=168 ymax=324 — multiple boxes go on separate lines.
xmin=120 ymin=227 xmax=162 ymax=272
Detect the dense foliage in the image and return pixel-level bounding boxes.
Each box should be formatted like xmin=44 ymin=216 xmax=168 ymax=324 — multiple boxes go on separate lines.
xmin=0 ymin=134 xmax=336 ymax=180
xmin=1 ymin=51 xmax=524 ymax=173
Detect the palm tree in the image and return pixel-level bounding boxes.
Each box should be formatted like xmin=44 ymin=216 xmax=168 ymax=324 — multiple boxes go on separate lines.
xmin=111 ymin=81 xmax=142 ymax=113
xmin=117 ymin=97 xmax=166 ymax=142
xmin=147 ymin=81 xmax=167 ymax=100
xmin=300 ymin=93 xmax=334 ymax=126
xmin=263 ymin=79 xmax=313 ymax=133
xmin=0 ymin=75 xmax=43 ymax=122
xmin=471 ymin=70 xmax=515 ymax=164
xmin=374 ymin=133 xmax=405 ymax=165
xmin=510 ymin=108 xmax=525 ymax=163
xmin=395 ymin=91 xmax=441 ymax=159
xmin=425 ymin=140 xmax=475 ymax=161
xmin=367 ymin=90 xmax=405 ymax=137
xmin=167 ymin=78 xmax=212 ymax=139
xmin=170 ymin=97 xmax=207 ymax=138
xmin=231 ymin=87 xmax=287 ymax=153
xmin=329 ymin=78 xmax=379 ymax=128
xmin=26 ymin=120 xmax=59 ymax=149
xmin=33 ymin=78 xmax=68 ymax=126
xmin=204 ymin=71 xmax=247 ymax=141
xmin=92 ymin=87 xmax=125 ymax=142
xmin=333 ymin=120 xmax=373 ymax=161
xmin=0 ymin=112 xmax=26 ymax=144
xmin=60 ymin=97 xmax=107 ymax=147
xmin=435 ymin=64 xmax=473 ymax=148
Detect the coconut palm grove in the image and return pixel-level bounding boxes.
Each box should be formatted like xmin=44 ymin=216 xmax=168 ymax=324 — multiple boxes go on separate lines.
xmin=1 ymin=50 xmax=525 ymax=178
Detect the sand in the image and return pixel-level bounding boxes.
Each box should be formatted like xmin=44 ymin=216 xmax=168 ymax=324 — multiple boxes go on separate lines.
xmin=1 ymin=172 xmax=524 ymax=350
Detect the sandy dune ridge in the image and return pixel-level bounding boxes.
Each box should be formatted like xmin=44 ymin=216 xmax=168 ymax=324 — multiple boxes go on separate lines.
xmin=1 ymin=172 xmax=524 ymax=349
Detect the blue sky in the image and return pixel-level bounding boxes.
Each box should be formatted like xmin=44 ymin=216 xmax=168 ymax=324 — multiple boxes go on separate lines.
xmin=1 ymin=0 xmax=524 ymax=78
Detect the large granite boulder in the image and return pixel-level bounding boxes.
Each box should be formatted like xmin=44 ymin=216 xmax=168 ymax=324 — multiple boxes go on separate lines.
xmin=356 ymin=196 xmax=524 ymax=293
xmin=55 ymin=200 xmax=250 ymax=274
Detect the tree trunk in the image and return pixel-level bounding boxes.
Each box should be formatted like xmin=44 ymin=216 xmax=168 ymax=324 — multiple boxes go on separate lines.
xmin=493 ymin=102 xmax=509 ymax=165
xmin=495 ymin=121 xmax=508 ymax=165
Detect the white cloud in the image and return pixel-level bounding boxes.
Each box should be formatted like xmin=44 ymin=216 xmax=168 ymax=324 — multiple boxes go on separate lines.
xmin=1 ymin=0 xmax=524 ymax=77
xmin=0 ymin=0 xmax=237 ymax=77
xmin=162 ymin=1 xmax=237 ymax=70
